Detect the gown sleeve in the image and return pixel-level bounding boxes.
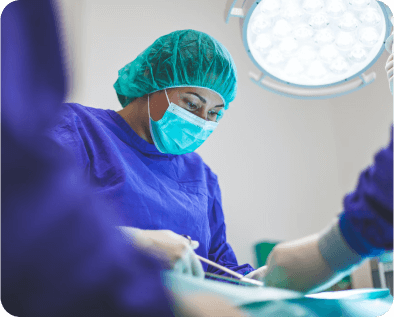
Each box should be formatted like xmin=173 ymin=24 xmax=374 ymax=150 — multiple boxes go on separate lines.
xmin=339 ymin=126 xmax=393 ymax=258
xmin=49 ymin=104 xmax=91 ymax=180
xmin=2 ymin=1 xmax=173 ymax=316
xmin=207 ymin=179 xmax=255 ymax=277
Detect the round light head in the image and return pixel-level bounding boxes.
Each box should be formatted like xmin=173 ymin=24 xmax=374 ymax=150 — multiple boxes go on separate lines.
xmin=250 ymin=14 xmax=272 ymax=34
xmin=259 ymin=0 xmax=282 ymax=16
xmin=246 ymin=0 xmax=388 ymax=87
xmin=326 ymin=1 xmax=347 ymax=17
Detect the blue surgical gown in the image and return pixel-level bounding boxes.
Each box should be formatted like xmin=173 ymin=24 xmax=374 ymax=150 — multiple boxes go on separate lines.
xmin=339 ymin=126 xmax=393 ymax=258
xmin=50 ymin=103 xmax=254 ymax=276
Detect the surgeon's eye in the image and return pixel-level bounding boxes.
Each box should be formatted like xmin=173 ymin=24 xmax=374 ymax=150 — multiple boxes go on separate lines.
xmin=208 ymin=110 xmax=218 ymax=120
xmin=185 ymin=101 xmax=198 ymax=111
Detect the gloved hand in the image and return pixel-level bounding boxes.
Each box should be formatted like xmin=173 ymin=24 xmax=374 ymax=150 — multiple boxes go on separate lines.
xmin=243 ymin=265 xmax=267 ymax=281
xmin=118 ymin=227 xmax=204 ymax=278
xmin=245 ymin=234 xmax=335 ymax=293
xmin=385 ymin=53 xmax=393 ymax=95
xmin=245 ymin=219 xmax=364 ymax=293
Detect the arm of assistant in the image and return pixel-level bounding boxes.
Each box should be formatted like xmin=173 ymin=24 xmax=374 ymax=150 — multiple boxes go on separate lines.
xmin=246 ymin=128 xmax=393 ymax=293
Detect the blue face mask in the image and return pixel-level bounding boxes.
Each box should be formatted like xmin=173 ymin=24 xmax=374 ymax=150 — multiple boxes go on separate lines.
xmin=148 ymin=90 xmax=219 ymax=155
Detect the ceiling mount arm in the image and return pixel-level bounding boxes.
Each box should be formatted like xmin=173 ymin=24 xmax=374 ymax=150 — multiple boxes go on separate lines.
xmin=225 ymin=0 xmax=246 ymax=23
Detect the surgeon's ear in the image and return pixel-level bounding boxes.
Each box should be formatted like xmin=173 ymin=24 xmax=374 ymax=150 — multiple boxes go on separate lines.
xmin=149 ymin=90 xmax=169 ymax=121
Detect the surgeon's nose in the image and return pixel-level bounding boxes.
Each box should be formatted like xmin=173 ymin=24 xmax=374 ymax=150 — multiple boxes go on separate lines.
xmin=194 ymin=107 xmax=208 ymax=121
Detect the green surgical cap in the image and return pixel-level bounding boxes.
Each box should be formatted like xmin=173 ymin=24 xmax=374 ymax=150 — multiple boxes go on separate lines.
xmin=114 ymin=29 xmax=237 ymax=110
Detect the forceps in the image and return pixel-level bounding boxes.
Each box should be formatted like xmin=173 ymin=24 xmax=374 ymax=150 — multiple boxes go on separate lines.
xmin=181 ymin=234 xmax=263 ymax=287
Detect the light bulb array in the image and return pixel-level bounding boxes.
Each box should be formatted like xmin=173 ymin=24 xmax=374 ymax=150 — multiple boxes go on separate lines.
xmin=247 ymin=0 xmax=386 ymax=86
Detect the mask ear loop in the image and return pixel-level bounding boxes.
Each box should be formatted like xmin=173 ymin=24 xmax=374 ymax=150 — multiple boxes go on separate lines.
xmin=164 ymin=89 xmax=171 ymax=105
xmin=147 ymin=93 xmax=160 ymax=150
xmin=147 ymin=93 xmax=152 ymax=120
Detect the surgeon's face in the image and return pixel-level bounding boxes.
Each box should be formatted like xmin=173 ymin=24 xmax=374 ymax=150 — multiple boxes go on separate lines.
xmin=149 ymin=87 xmax=224 ymax=122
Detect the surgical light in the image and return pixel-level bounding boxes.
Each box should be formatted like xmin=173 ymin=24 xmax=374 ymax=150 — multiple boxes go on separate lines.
xmin=314 ymin=28 xmax=335 ymax=45
xmin=360 ymin=8 xmax=382 ymax=25
xmin=349 ymin=0 xmax=371 ymax=9
xmin=283 ymin=4 xmax=304 ymax=23
xmin=303 ymin=0 xmax=325 ymax=13
xmin=273 ymin=19 xmax=292 ymax=38
xmin=259 ymin=0 xmax=281 ymax=16
xmin=293 ymin=24 xmax=314 ymax=40
xmin=338 ymin=12 xmax=359 ymax=31
xmin=326 ymin=1 xmax=347 ymax=17
xmin=225 ymin=0 xmax=392 ymax=99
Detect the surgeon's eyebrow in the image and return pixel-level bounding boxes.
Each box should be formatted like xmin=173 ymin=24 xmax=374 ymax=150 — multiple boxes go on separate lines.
xmin=185 ymin=92 xmax=224 ymax=108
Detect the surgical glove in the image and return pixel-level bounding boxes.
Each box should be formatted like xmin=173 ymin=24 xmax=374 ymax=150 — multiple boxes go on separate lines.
xmin=243 ymin=265 xmax=267 ymax=282
xmin=246 ymin=233 xmax=333 ymax=293
xmin=245 ymin=219 xmax=364 ymax=293
xmin=385 ymin=54 xmax=393 ymax=95
xmin=118 ymin=227 xmax=204 ymax=278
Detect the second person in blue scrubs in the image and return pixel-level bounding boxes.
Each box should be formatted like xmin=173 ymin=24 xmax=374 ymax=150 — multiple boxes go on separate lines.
xmin=51 ymin=29 xmax=254 ymax=278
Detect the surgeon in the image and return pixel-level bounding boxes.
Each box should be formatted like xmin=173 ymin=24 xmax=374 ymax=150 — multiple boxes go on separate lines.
xmin=246 ymin=32 xmax=394 ymax=293
xmin=2 ymin=1 xmax=248 ymax=316
xmin=50 ymin=30 xmax=254 ymax=278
